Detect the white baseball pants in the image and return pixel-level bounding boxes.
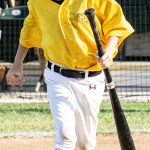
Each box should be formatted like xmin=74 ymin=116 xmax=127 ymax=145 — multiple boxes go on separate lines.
xmin=44 ymin=66 xmax=105 ymax=150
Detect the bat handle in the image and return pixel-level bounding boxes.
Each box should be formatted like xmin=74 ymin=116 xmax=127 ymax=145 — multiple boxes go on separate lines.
xmin=85 ymin=9 xmax=113 ymax=84
xmin=84 ymin=8 xmax=104 ymax=58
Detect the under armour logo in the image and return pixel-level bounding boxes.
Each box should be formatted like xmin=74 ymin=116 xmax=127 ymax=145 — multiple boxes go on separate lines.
xmin=89 ymin=84 xmax=96 ymax=90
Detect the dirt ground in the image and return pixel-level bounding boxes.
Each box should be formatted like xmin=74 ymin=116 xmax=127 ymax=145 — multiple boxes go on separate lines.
xmin=0 ymin=133 xmax=149 ymax=150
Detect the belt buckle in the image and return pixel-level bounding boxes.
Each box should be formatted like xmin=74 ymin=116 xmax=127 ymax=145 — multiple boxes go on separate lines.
xmin=78 ymin=70 xmax=86 ymax=78
xmin=59 ymin=67 xmax=62 ymax=74
xmin=59 ymin=67 xmax=65 ymax=74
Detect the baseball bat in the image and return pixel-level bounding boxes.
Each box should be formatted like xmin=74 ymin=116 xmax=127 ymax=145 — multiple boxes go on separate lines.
xmin=35 ymin=74 xmax=43 ymax=92
xmin=84 ymin=8 xmax=136 ymax=150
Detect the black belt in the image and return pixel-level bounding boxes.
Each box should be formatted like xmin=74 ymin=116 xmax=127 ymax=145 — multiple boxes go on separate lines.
xmin=48 ymin=61 xmax=102 ymax=78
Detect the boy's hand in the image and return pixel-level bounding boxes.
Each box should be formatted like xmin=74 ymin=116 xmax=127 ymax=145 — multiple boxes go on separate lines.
xmin=97 ymin=51 xmax=113 ymax=69
xmin=6 ymin=62 xmax=24 ymax=87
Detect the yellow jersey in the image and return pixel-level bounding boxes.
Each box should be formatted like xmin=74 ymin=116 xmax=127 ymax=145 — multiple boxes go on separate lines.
xmin=20 ymin=0 xmax=134 ymax=71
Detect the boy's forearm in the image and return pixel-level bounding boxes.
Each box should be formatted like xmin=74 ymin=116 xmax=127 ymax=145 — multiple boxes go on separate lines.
xmin=104 ymin=36 xmax=119 ymax=55
xmin=98 ymin=36 xmax=119 ymax=69
xmin=14 ymin=44 xmax=29 ymax=64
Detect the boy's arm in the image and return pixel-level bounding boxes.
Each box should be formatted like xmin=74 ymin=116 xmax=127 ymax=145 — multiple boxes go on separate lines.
xmin=98 ymin=36 xmax=119 ymax=69
xmin=6 ymin=44 xmax=29 ymax=87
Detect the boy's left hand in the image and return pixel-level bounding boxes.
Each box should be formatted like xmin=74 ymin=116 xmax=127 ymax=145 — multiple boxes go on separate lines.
xmin=97 ymin=51 xmax=113 ymax=69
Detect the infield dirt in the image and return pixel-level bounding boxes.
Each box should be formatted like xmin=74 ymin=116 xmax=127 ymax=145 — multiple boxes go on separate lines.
xmin=0 ymin=133 xmax=149 ymax=150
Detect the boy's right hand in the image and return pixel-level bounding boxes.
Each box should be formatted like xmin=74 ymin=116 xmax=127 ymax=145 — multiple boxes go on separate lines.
xmin=6 ymin=62 xmax=24 ymax=87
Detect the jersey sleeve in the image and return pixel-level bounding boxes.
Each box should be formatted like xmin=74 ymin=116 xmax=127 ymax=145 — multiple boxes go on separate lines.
xmin=97 ymin=0 xmax=134 ymax=48
xmin=19 ymin=0 xmax=42 ymax=48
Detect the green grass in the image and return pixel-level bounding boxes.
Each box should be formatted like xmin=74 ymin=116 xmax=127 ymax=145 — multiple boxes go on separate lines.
xmin=0 ymin=103 xmax=53 ymax=132
xmin=98 ymin=102 xmax=150 ymax=132
xmin=0 ymin=102 xmax=150 ymax=133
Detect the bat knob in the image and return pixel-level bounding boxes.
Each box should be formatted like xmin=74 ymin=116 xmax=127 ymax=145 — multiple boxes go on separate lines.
xmin=84 ymin=8 xmax=95 ymax=17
